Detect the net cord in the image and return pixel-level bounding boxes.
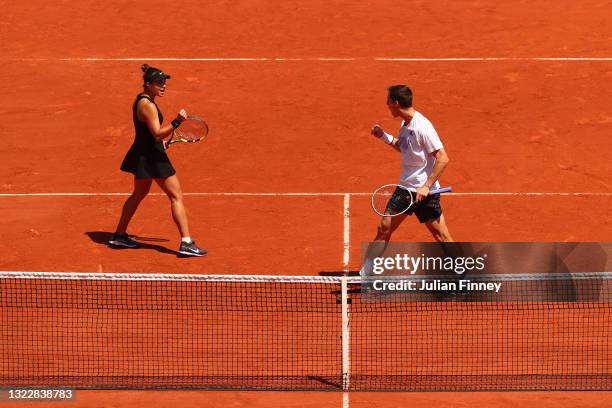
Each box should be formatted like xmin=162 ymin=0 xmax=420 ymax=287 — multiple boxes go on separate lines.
xmin=1 ymin=271 xmax=611 ymax=284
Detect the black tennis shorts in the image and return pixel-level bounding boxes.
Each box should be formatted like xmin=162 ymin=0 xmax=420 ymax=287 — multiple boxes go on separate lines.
xmin=386 ymin=187 xmax=443 ymax=223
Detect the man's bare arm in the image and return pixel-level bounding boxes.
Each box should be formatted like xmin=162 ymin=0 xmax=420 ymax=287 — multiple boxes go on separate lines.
xmin=415 ymin=148 xmax=450 ymax=200
xmin=371 ymin=124 xmax=400 ymax=152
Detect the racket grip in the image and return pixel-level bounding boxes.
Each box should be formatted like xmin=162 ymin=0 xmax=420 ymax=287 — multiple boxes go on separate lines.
xmin=430 ymin=186 xmax=452 ymax=194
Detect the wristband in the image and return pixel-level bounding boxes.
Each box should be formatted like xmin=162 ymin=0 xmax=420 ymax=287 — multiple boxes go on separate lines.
xmin=381 ymin=131 xmax=394 ymax=145
xmin=171 ymin=119 xmax=181 ymax=128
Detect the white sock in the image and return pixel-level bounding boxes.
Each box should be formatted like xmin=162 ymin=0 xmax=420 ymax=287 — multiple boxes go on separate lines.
xmin=181 ymin=236 xmax=192 ymax=243
xmin=359 ymin=259 xmax=374 ymax=279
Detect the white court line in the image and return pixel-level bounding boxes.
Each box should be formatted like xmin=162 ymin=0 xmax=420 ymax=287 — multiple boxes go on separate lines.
xmin=0 ymin=192 xmax=611 ymax=197
xmin=5 ymin=57 xmax=612 ymax=62
xmin=59 ymin=57 xmax=358 ymax=62
xmin=448 ymin=192 xmax=612 ymax=196
xmin=340 ymin=276 xmax=351 ymax=406
xmin=0 ymin=192 xmax=340 ymax=197
xmin=342 ymin=194 xmax=351 ymax=408
xmin=343 ymin=194 xmax=350 ymax=271
xmin=377 ymin=57 xmax=612 ymax=61
xmin=343 ymin=393 xmax=349 ymax=408
xmin=340 ymin=276 xmax=351 ymax=390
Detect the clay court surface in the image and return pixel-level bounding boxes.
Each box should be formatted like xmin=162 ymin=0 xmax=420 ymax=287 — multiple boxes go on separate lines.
xmin=1 ymin=0 xmax=611 ymax=407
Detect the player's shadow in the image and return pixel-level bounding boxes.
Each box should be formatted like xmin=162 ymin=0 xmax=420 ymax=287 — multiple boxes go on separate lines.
xmin=85 ymin=231 xmax=179 ymax=256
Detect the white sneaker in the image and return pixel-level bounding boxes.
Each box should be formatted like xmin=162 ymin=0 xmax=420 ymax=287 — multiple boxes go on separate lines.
xmin=359 ymin=259 xmax=374 ymax=279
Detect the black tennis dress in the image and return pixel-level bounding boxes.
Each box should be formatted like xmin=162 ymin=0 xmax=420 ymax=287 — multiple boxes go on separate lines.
xmin=120 ymin=94 xmax=176 ymax=179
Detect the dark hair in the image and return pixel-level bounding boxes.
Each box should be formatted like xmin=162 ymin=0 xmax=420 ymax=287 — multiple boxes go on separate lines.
xmin=141 ymin=64 xmax=171 ymax=87
xmin=387 ymin=85 xmax=413 ymax=108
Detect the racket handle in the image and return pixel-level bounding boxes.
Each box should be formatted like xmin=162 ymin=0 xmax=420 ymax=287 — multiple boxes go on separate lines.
xmin=430 ymin=186 xmax=452 ymax=194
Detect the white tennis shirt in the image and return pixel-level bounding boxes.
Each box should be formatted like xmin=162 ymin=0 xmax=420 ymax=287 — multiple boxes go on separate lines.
xmin=396 ymin=111 xmax=444 ymax=191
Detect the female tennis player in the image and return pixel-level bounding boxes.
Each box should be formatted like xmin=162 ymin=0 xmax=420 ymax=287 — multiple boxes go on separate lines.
xmin=361 ymin=85 xmax=453 ymax=276
xmin=109 ymin=65 xmax=206 ymax=257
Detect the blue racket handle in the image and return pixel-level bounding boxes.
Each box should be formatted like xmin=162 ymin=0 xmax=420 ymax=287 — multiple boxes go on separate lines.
xmin=430 ymin=186 xmax=452 ymax=194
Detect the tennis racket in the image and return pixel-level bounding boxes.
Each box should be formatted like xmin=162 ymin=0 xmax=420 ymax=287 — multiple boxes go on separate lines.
xmin=371 ymin=184 xmax=452 ymax=217
xmin=165 ymin=115 xmax=209 ymax=149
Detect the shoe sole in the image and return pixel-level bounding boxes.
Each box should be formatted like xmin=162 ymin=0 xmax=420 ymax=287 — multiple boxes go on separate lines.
xmin=108 ymin=240 xmax=139 ymax=248
xmin=178 ymin=250 xmax=207 ymax=257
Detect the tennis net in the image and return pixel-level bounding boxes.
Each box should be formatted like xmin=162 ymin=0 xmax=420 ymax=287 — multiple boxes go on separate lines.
xmin=1 ymin=271 xmax=611 ymax=391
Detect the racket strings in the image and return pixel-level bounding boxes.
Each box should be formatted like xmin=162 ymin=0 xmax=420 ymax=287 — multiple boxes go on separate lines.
xmin=371 ymin=185 xmax=418 ymax=217
xmin=174 ymin=117 xmax=208 ymax=141
xmin=370 ymin=185 xmax=451 ymax=217
xmin=372 ymin=186 xmax=406 ymax=216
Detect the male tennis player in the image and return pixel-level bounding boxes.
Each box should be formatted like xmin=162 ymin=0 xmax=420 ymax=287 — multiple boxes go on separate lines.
xmin=361 ymin=85 xmax=453 ymax=276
